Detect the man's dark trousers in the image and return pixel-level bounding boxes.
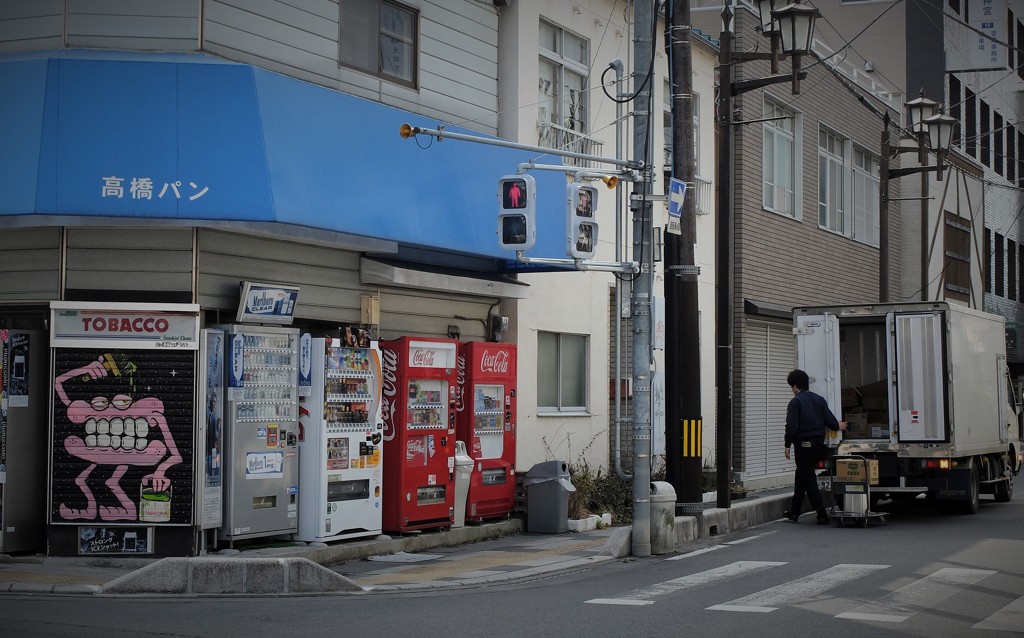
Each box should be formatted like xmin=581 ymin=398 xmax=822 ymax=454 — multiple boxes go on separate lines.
xmin=791 ymin=441 xmax=826 ymax=516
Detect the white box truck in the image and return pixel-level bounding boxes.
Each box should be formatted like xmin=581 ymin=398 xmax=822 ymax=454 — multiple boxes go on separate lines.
xmin=794 ymin=302 xmax=1022 ymax=513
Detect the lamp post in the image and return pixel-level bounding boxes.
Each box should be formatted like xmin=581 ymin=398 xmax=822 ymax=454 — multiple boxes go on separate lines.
xmin=877 ymin=97 xmax=957 ymax=302
xmin=715 ymin=1 xmax=818 ymax=508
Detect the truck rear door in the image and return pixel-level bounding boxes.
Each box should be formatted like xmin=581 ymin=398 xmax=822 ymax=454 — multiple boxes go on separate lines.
xmin=795 ymin=313 xmax=841 ymax=445
xmin=889 ymin=311 xmax=948 ymax=443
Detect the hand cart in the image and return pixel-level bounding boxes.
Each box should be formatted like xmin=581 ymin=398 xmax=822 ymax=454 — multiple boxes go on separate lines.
xmin=827 ymin=454 xmax=887 ymax=528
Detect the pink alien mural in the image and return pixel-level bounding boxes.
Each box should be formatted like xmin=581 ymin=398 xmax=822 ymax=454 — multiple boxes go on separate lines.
xmin=54 ymin=352 xmax=184 ymax=522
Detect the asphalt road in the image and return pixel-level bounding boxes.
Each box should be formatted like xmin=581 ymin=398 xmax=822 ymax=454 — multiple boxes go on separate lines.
xmin=2 ymin=494 xmax=1022 ymax=638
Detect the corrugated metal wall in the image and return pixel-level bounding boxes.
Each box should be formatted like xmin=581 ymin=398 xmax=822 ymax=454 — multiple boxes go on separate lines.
xmin=741 ymin=320 xmax=794 ymax=484
xmin=197 ymin=229 xmax=492 ymax=339
xmin=0 ymin=228 xmax=60 ymax=302
xmin=65 ymin=227 xmax=194 ymax=295
xmin=197 ymin=228 xmax=361 ymax=323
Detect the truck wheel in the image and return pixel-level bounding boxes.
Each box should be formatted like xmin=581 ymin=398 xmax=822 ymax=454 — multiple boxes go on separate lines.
xmin=995 ymin=470 xmax=1013 ymax=503
xmin=959 ymin=465 xmax=980 ymax=514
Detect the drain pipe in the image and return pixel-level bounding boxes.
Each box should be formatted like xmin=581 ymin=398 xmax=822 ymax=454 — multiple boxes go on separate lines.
xmin=609 ymin=58 xmax=631 ymax=481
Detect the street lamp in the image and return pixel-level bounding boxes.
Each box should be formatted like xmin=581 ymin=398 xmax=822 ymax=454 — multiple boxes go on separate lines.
xmin=715 ymin=2 xmax=818 ymax=508
xmin=878 ymin=97 xmax=958 ymax=302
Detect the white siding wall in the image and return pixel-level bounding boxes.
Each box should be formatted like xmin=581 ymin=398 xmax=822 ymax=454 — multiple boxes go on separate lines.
xmin=0 ymin=0 xmax=499 ymax=135
xmin=203 ymin=0 xmax=499 ymax=134
xmin=0 ymin=227 xmax=61 ymax=301
xmin=0 ymin=0 xmax=64 ymax=51
xmin=65 ymin=227 xmax=195 ymax=295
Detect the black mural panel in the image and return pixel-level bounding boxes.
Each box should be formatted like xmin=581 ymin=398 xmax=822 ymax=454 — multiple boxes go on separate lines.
xmin=51 ymin=349 xmax=195 ymax=525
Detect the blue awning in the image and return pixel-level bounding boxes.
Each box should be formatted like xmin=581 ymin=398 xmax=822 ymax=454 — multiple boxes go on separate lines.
xmin=0 ymin=50 xmax=576 ymax=271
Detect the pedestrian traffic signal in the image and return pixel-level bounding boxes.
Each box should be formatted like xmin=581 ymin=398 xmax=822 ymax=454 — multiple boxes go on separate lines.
xmin=567 ymin=183 xmax=599 ymax=259
xmin=498 ymin=175 xmax=536 ymax=250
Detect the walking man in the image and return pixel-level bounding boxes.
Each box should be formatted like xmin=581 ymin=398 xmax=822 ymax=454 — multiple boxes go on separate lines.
xmin=783 ymin=369 xmax=846 ymax=524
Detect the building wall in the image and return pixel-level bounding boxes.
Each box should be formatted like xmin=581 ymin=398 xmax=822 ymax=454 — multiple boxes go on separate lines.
xmin=0 ymin=0 xmax=500 ymax=136
xmin=500 ymin=2 xmax=720 ymax=476
xmin=0 ymin=227 xmax=60 ymax=301
xmin=726 ymin=8 xmax=903 ymax=486
xmin=944 ymin=1 xmax=1024 ymax=365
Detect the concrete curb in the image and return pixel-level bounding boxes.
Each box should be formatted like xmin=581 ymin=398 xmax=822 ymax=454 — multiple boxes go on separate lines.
xmin=100 ymin=557 xmax=362 ymax=595
xmin=672 ymin=492 xmax=791 ymax=549
xmin=242 ymin=519 xmax=523 ymax=568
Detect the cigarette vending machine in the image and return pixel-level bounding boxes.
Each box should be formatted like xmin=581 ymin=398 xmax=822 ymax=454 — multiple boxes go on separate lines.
xmin=456 ymin=341 xmax=516 ymax=521
xmin=219 ymin=325 xmax=300 ymax=542
xmin=380 ymin=337 xmax=458 ymax=532
xmin=0 ymin=329 xmax=47 ymax=553
xmin=296 ymin=336 xmax=384 ymax=542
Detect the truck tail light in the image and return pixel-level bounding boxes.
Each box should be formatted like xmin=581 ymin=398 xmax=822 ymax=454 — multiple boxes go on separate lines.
xmin=925 ymin=459 xmax=952 ymax=470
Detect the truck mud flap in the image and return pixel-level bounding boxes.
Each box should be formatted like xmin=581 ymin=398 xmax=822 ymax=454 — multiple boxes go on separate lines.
xmin=931 ymin=469 xmax=971 ymax=501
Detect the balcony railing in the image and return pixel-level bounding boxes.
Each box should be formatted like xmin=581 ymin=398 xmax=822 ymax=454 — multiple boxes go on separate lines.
xmin=537 ymin=121 xmax=604 ymax=168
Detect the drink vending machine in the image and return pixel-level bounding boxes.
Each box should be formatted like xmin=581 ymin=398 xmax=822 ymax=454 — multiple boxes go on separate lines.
xmin=456 ymin=341 xmax=516 ymax=521
xmin=296 ymin=335 xmax=384 ymax=542
xmin=219 ymin=325 xmax=300 ymax=542
xmin=380 ymin=336 xmax=458 ymax=532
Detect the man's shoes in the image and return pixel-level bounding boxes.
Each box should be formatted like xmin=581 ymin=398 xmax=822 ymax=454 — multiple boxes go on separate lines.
xmin=816 ymin=514 xmax=830 ymax=525
xmin=783 ymin=511 xmax=800 ymax=523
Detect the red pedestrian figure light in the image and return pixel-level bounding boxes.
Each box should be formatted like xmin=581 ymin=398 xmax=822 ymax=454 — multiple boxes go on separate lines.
xmin=503 ymin=179 xmax=527 ymax=209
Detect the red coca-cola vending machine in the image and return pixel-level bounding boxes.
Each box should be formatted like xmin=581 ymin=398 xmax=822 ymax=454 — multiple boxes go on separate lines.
xmin=456 ymin=341 xmax=516 ymax=521
xmin=380 ymin=336 xmax=458 ymax=532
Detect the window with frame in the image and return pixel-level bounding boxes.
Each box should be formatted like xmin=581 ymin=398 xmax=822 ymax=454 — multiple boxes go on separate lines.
xmin=1010 ymin=240 xmax=1017 ymax=301
xmin=943 ymin=211 xmax=971 ymax=300
xmin=981 ymin=100 xmax=991 ymax=167
xmin=995 ymin=112 xmax=1004 ymax=176
xmin=538 ymin=21 xmax=589 ymax=149
xmin=537 ymin=332 xmax=588 ymax=411
xmin=950 ymin=75 xmax=962 ymax=148
xmin=966 ymin=88 xmax=977 ymax=158
xmin=852 ymin=148 xmax=880 ymax=246
xmin=339 ymin=0 xmax=418 ymax=88
xmin=996 ymin=232 xmax=1005 ymax=296
xmin=985 ymin=227 xmax=992 ymax=293
xmin=818 ymin=127 xmax=846 ymax=233
xmin=1019 ymin=244 xmax=1024 ymax=300
xmin=763 ymin=98 xmax=798 ymax=217
xmin=1009 ymin=123 xmax=1017 ymax=183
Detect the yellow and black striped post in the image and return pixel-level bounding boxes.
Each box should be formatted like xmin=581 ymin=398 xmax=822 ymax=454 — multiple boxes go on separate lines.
xmin=681 ymin=419 xmax=702 ymax=458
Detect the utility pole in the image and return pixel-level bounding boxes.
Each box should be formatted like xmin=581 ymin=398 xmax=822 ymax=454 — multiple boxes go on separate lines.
xmin=630 ymin=0 xmax=654 ymax=558
xmin=665 ymin=0 xmax=703 ymax=509
xmin=715 ymin=5 xmax=736 ymax=510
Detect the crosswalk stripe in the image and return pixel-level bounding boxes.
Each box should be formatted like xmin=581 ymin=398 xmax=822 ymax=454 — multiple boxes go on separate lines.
xmin=666 ymin=532 xmax=775 ymax=561
xmin=584 ymin=561 xmax=785 ymax=605
xmin=708 ymin=564 xmax=890 ymax=613
xmin=972 ymin=593 xmax=1024 ymax=631
xmin=836 ymin=567 xmax=997 ymax=623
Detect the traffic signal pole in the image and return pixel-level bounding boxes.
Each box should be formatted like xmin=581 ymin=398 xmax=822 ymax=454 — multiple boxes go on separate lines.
xmin=629 ymin=0 xmax=654 ymax=558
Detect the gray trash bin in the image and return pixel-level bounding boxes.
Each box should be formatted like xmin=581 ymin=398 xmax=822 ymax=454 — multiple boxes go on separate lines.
xmin=650 ymin=481 xmax=677 ymax=554
xmin=524 ymin=460 xmax=576 ymax=533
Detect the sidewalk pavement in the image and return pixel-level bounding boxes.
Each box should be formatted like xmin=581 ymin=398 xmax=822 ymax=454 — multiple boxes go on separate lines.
xmin=0 ymin=489 xmax=792 ymax=596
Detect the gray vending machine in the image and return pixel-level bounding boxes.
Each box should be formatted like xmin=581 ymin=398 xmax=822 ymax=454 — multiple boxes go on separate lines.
xmin=219 ymin=325 xmax=300 ymax=542
xmin=0 ymin=330 xmax=47 ymax=553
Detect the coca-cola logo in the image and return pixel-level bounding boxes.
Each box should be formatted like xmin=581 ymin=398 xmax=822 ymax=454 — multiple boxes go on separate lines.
xmin=454 ymin=354 xmax=467 ymax=413
xmin=381 ymin=348 xmax=399 ymax=442
xmin=480 ymin=349 xmax=510 ymax=374
xmin=411 ymin=348 xmax=437 ymax=367
xmin=406 ymin=438 xmax=426 ymax=460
